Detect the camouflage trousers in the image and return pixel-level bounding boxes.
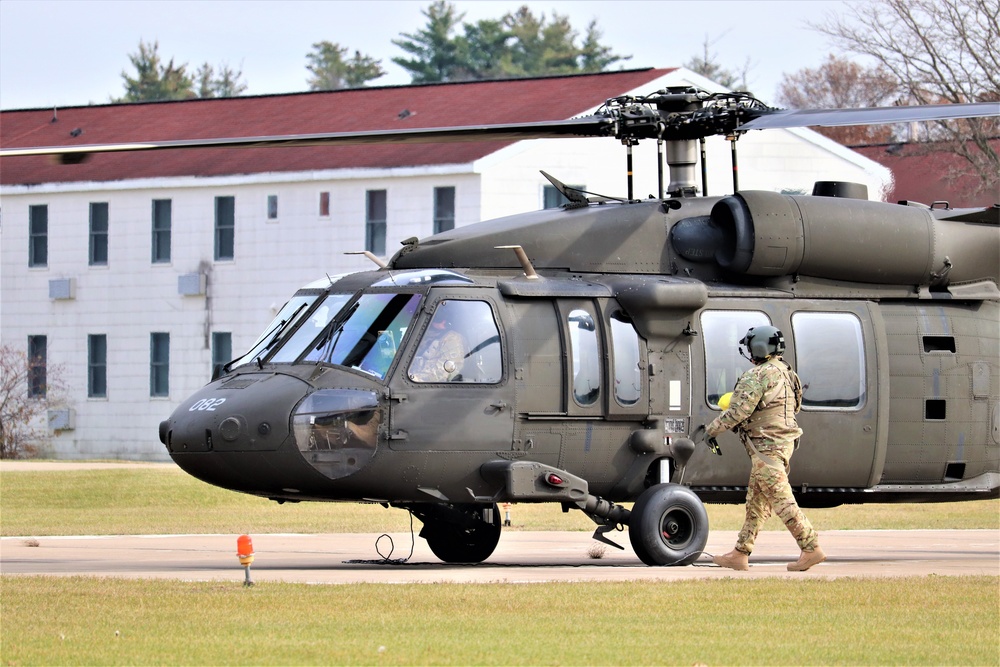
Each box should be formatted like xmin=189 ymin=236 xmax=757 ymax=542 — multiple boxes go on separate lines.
xmin=736 ymin=444 xmax=818 ymax=554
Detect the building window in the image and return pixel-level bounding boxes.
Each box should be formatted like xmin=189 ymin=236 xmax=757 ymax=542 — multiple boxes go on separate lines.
xmin=27 ymin=335 xmax=47 ymax=398
xmin=214 ymin=196 xmax=235 ymax=261
xmin=88 ymin=334 xmax=107 ymax=398
xmin=212 ymin=332 xmax=232 ymax=379
xmin=150 ymin=332 xmax=170 ymax=397
xmin=152 ymin=199 xmax=171 ymax=263
xmin=319 ymin=192 xmax=330 ymax=217
xmin=29 ymin=205 xmax=47 ymax=267
xmin=433 ymin=186 xmax=455 ymax=234
xmin=701 ymin=310 xmax=770 ymax=407
xmin=366 ymin=189 xmax=387 ymax=256
xmin=543 ymin=184 xmax=584 ymax=209
xmin=791 ymin=312 xmax=866 ymax=409
xmin=267 ymin=195 xmax=278 ymax=221
xmin=89 ymin=202 xmax=109 ymax=266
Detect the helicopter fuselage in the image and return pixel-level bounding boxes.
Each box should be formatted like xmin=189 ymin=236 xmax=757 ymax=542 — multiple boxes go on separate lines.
xmin=160 ymin=193 xmax=1000 ymax=518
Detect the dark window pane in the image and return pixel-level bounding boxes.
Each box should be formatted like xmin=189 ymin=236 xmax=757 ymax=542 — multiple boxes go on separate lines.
xmin=214 ymin=196 xmax=235 ymax=260
xmin=152 ymin=199 xmax=172 ymax=263
xmin=89 ymin=202 xmax=109 ymax=266
xmin=150 ymin=333 xmax=170 ymax=397
xmin=366 ymin=190 xmax=386 ymax=255
xmin=29 ymin=205 xmax=48 ymax=267
xmin=88 ymin=334 xmax=107 ymax=397
xmin=27 ymin=335 xmax=47 ymax=398
xmin=433 ymin=186 xmax=455 ymax=234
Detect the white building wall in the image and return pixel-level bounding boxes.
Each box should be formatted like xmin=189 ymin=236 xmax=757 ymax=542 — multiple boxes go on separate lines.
xmin=1 ymin=170 xmax=484 ymax=459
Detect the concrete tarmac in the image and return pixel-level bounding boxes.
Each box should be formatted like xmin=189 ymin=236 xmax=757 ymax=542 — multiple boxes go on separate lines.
xmin=2 ymin=529 xmax=997 ymax=584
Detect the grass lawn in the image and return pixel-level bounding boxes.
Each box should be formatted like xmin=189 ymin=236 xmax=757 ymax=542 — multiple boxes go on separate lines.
xmin=2 ymin=575 xmax=997 ymax=666
xmin=2 ymin=467 xmax=998 ymax=536
xmin=1 ymin=465 xmax=998 ymax=665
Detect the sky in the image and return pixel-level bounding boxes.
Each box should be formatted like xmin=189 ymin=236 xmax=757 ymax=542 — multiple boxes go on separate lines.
xmin=0 ymin=0 xmax=856 ymax=110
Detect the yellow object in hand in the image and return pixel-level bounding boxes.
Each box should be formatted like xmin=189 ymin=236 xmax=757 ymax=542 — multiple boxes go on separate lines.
xmin=718 ymin=392 xmax=733 ymax=410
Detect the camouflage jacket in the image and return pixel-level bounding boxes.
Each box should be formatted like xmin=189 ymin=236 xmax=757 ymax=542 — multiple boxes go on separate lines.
xmin=705 ymin=356 xmax=803 ymax=452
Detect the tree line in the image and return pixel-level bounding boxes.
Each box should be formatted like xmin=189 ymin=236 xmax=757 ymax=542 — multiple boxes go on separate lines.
xmin=115 ymin=0 xmax=996 ymax=193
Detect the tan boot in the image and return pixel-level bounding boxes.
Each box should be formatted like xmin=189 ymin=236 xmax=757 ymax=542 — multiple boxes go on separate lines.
xmin=713 ymin=549 xmax=749 ymax=571
xmin=787 ymin=546 xmax=826 ymax=571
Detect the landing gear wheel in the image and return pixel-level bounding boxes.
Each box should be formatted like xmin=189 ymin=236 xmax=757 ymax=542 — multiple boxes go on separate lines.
xmin=629 ymin=483 xmax=709 ymax=566
xmin=423 ymin=503 xmax=502 ymax=564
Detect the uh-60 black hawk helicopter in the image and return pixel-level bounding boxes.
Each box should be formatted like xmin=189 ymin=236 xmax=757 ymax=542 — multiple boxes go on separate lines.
xmin=8 ymin=87 xmax=999 ymax=565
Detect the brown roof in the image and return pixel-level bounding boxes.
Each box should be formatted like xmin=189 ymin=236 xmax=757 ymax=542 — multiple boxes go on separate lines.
xmin=852 ymin=140 xmax=1000 ymax=208
xmin=1 ymin=68 xmax=674 ymax=186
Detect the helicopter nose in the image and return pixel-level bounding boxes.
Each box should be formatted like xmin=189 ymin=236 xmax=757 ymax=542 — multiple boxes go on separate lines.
xmin=162 ymin=372 xmax=311 ymax=454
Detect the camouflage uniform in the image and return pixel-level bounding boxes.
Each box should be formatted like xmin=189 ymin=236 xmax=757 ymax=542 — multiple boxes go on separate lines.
xmin=706 ymin=356 xmax=818 ymax=555
xmin=409 ymin=327 xmax=466 ymax=382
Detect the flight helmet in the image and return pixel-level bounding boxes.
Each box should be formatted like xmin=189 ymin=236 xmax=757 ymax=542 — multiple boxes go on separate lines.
xmin=740 ymin=325 xmax=785 ymax=363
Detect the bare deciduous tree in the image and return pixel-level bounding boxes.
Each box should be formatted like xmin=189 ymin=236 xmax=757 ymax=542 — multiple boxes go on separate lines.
xmin=0 ymin=344 xmax=66 ymax=459
xmin=812 ymin=0 xmax=1000 ymax=194
xmin=777 ymin=55 xmax=900 ymax=145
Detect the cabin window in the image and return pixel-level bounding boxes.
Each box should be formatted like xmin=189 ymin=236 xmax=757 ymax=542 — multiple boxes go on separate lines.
xmin=701 ymin=310 xmax=770 ymax=407
xmin=88 ymin=334 xmax=107 ymax=398
xmin=569 ymin=308 xmax=601 ymax=406
xmin=366 ymin=190 xmax=387 ymax=256
xmin=214 ymin=196 xmax=235 ymax=261
xmin=29 ymin=205 xmax=47 ymax=268
xmin=409 ymin=300 xmax=502 ymax=384
xmin=152 ymin=199 xmax=171 ymax=263
xmin=89 ymin=202 xmax=109 ymax=266
xmin=150 ymin=332 xmax=170 ymax=397
xmin=791 ymin=312 xmax=866 ymax=409
xmin=267 ymin=195 xmax=278 ymax=221
xmin=319 ymin=192 xmax=330 ymax=217
xmin=610 ymin=311 xmax=641 ymax=406
xmin=433 ymin=186 xmax=455 ymax=233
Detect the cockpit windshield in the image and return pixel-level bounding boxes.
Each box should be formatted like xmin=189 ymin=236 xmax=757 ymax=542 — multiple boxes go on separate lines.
xmin=272 ymin=292 xmax=422 ymax=379
xmin=228 ymin=294 xmax=318 ymax=371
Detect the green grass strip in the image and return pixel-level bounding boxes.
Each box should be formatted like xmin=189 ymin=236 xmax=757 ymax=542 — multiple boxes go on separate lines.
xmin=1 ymin=575 xmax=997 ymax=666
xmin=2 ymin=469 xmax=998 ymax=536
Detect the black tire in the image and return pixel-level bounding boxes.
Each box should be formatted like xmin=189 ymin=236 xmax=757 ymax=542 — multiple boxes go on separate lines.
xmin=629 ymin=484 xmax=709 ymax=566
xmin=423 ymin=503 xmax=501 ymax=564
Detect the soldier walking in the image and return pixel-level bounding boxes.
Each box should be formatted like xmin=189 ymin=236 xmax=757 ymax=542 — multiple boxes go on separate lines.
xmin=704 ymin=326 xmax=826 ymax=572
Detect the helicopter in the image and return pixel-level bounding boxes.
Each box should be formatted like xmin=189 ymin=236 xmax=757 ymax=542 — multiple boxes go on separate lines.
xmin=3 ymin=87 xmax=998 ymax=566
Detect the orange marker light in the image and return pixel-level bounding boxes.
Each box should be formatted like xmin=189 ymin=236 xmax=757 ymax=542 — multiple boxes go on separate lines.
xmin=237 ymin=534 xmax=254 ymax=566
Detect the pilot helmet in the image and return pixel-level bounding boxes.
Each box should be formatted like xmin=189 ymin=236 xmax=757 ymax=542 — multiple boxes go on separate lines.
xmin=741 ymin=325 xmax=785 ymax=363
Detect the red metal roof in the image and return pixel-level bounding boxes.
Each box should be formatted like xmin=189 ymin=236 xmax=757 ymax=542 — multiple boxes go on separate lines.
xmin=852 ymin=140 xmax=1000 ymax=208
xmin=1 ymin=68 xmax=675 ymax=185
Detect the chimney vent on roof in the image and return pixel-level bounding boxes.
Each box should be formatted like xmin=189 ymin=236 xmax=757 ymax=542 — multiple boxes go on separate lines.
xmin=397 ymin=109 xmax=413 ymax=120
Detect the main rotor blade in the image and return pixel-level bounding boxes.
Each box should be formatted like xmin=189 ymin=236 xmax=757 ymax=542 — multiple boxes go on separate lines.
xmin=0 ymin=116 xmax=615 ymax=159
xmin=741 ymin=102 xmax=1000 ymax=130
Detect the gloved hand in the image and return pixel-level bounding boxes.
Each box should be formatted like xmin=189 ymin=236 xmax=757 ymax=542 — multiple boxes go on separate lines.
xmin=692 ymin=425 xmax=722 ymax=456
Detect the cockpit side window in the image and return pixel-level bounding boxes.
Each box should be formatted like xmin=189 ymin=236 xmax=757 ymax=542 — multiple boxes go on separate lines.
xmin=408 ymin=300 xmax=502 ymax=383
